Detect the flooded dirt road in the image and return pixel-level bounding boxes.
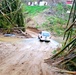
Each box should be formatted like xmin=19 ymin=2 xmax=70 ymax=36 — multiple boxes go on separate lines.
xmin=0 ymin=37 xmax=70 ymax=75
xmin=0 ymin=28 xmax=70 ymax=75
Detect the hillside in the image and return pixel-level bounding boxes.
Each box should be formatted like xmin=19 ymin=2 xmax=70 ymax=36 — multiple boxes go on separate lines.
xmin=25 ymin=3 xmax=71 ymax=37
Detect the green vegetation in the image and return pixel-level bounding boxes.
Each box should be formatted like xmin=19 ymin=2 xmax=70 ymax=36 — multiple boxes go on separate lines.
xmin=40 ymin=3 xmax=71 ymax=36
xmin=22 ymin=3 xmax=71 ymax=36
xmin=51 ymin=0 xmax=76 ymax=72
xmin=0 ymin=0 xmax=25 ymax=33
xmin=23 ymin=4 xmax=49 ymax=16
xmin=41 ymin=16 xmax=67 ymax=36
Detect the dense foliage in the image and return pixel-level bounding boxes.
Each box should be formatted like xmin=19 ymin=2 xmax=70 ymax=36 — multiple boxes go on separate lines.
xmin=0 ymin=0 xmax=25 ymax=33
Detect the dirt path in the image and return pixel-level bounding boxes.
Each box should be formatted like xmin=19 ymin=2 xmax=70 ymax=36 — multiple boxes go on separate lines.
xmin=26 ymin=28 xmax=38 ymax=37
xmin=0 ymin=37 xmax=70 ymax=75
xmin=0 ymin=28 xmax=70 ymax=75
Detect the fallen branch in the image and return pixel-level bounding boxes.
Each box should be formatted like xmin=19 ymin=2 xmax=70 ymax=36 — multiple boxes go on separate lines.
xmin=56 ymin=70 xmax=76 ymax=74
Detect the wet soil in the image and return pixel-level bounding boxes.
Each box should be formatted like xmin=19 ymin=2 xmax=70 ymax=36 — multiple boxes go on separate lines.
xmin=0 ymin=28 xmax=69 ymax=75
xmin=0 ymin=39 xmax=70 ymax=75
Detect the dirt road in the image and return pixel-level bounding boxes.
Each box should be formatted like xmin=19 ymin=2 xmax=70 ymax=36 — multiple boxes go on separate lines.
xmin=0 ymin=37 xmax=71 ymax=75
xmin=0 ymin=28 xmax=70 ymax=75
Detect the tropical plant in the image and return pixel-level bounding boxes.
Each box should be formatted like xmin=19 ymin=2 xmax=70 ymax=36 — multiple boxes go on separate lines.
xmin=0 ymin=0 xmax=25 ymax=33
xmin=51 ymin=0 xmax=76 ymax=72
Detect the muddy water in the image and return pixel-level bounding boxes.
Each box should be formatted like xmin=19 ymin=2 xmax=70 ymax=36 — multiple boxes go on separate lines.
xmin=0 ymin=26 xmax=68 ymax=75
xmin=0 ymin=37 xmax=23 ymax=42
xmin=0 ymin=37 xmax=71 ymax=75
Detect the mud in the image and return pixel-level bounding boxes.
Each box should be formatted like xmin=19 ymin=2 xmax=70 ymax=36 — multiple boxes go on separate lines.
xmin=0 ymin=28 xmax=69 ymax=75
xmin=0 ymin=37 xmax=70 ymax=75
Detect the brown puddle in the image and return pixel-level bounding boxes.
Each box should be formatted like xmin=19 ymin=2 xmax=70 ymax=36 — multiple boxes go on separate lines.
xmin=0 ymin=37 xmax=22 ymax=42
